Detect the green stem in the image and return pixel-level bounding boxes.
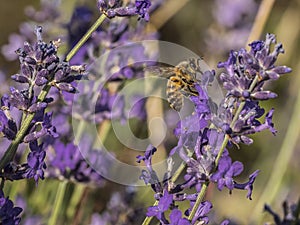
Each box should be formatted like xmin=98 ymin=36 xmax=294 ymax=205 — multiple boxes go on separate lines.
xmin=188 ymin=182 xmax=209 ymax=221
xmin=48 ymin=181 xmax=68 ymax=225
xmin=246 ymin=0 xmax=275 ymax=46
xmin=65 ymin=14 xmax=107 ymax=62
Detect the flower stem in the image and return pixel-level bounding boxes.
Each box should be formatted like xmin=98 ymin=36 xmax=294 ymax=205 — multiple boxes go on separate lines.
xmin=246 ymin=0 xmax=275 ymax=47
xmin=48 ymin=180 xmax=68 ymax=225
xmin=65 ymin=14 xmax=107 ymax=62
xmin=187 ymin=182 xmax=209 ymax=221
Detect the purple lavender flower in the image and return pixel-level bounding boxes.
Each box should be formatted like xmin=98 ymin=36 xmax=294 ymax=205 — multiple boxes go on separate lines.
xmin=189 ymin=201 xmax=212 ymax=224
xmin=0 ymin=110 xmax=9 ymax=133
xmin=137 ymin=145 xmax=162 ymax=190
xmin=97 ymin=0 xmax=152 ymax=21
xmin=24 ymin=111 xmax=58 ymax=143
xmin=0 ymin=25 xmax=85 ymax=185
xmin=24 ymin=140 xmax=47 ymax=184
xmin=169 ymin=209 xmax=190 ymax=225
xmin=146 ymin=190 xmax=173 ymax=223
xmin=0 ymin=97 xmax=18 ymax=140
xmin=233 ymin=170 xmax=259 ymax=200
xmin=218 ymin=34 xmax=291 ymax=86
xmin=72 ymin=85 xmax=126 ymax=124
xmin=0 ymin=190 xmax=22 ymax=225
xmin=138 ymin=34 xmax=290 ymax=225
xmin=210 ymin=156 xmax=243 ymax=191
xmin=214 ymin=34 xmax=291 ymax=145
xmin=135 ymin=0 xmax=151 ymax=21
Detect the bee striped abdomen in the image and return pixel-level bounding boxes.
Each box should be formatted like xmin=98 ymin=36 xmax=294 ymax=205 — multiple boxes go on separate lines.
xmin=166 ymin=77 xmax=184 ymax=111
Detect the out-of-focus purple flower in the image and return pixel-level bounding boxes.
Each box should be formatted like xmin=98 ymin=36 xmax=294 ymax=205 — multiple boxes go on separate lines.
xmin=213 ymin=0 xmax=257 ymax=28
xmin=127 ymin=95 xmax=147 ymax=120
xmin=210 ymin=156 xmax=243 ymax=192
xmin=72 ymin=85 xmax=126 ymax=124
xmin=0 ymin=190 xmax=22 ymax=225
xmin=49 ymin=142 xmax=81 ymax=173
xmin=206 ymin=0 xmax=258 ymax=55
xmin=67 ymin=6 xmax=93 ymax=49
xmin=1 ymin=34 xmax=26 ymax=61
xmin=1 ymin=1 xmax=61 ymax=61
xmin=45 ymin=139 xmax=106 ymax=186
xmin=89 ymin=188 xmax=144 ymax=225
xmin=24 ymin=0 xmax=60 ymax=23
xmin=264 ymin=200 xmax=300 ymax=225
xmin=233 ymin=170 xmax=259 ymax=200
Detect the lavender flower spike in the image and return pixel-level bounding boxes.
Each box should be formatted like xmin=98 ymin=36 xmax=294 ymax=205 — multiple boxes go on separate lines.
xmin=97 ymin=0 xmax=152 ymax=21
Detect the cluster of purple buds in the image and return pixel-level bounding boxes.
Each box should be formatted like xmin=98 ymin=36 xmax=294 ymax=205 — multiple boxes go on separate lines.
xmin=0 ymin=26 xmax=86 ymax=184
xmin=97 ymin=0 xmax=152 ymax=21
xmin=137 ymin=34 xmax=291 ymax=224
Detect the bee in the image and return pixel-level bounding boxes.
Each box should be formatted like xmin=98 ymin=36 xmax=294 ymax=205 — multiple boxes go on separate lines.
xmin=147 ymin=58 xmax=203 ymax=111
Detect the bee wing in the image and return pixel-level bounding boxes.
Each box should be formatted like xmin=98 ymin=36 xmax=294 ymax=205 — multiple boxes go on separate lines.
xmin=144 ymin=66 xmax=175 ymax=78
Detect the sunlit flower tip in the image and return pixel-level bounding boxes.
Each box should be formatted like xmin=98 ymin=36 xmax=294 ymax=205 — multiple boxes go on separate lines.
xmin=234 ymin=170 xmax=260 ymax=200
xmin=251 ymin=91 xmax=277 ymax=100
xmin=0 ymin=190 xmax=23 ymax=224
